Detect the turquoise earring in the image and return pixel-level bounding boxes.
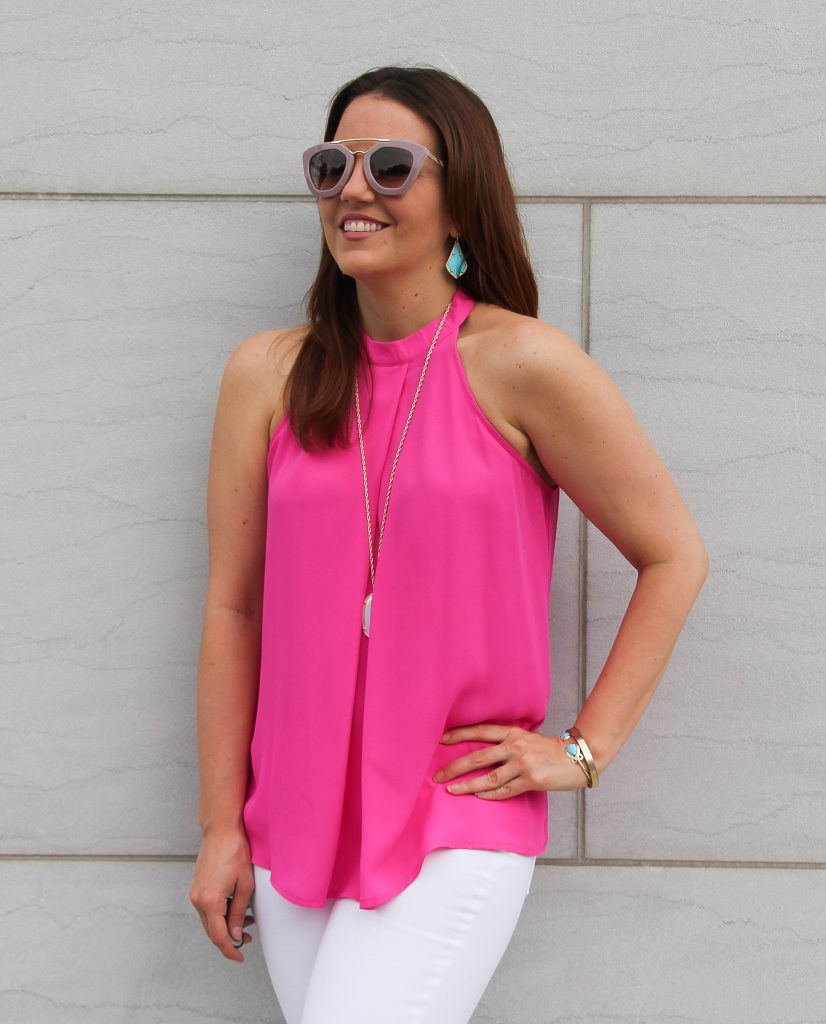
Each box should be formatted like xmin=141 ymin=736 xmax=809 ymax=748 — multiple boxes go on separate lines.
xmin=445 ymin=236 xmax=468 ymax=279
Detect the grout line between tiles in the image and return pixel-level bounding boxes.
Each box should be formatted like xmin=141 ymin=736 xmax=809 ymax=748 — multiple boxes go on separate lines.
xmin=576 ymin=200 xmax=592 ymax=865
xmin=0 ymin=192 xmax=825 ymax=203
xmin=0 ymin=854 xmax=823 ymax=869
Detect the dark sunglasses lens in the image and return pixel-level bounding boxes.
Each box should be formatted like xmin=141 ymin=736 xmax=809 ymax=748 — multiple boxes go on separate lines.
xmin=308 ymin=149 xmax=346 ymax=191
xmin=370 ymin=146 xmax=415 ymax=189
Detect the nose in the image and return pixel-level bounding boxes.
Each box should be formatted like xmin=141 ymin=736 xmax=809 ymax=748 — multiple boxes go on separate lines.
xmin=340 ymin=152 xmax=374 ymax=201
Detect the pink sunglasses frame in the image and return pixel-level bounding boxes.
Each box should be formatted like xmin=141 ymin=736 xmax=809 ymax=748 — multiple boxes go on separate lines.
xmin=302 ymin=138 xmax=444 ymax=198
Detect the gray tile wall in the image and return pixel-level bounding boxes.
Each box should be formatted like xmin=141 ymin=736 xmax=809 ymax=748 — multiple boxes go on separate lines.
xmin=1 ymin=3 xmax=823 ymax=1022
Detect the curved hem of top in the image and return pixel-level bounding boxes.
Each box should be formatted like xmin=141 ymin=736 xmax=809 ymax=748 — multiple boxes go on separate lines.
xmin=252 ymin=835 xmax=546 ymax=911
xmin=356 ymin=838 xmax=544 ymax=911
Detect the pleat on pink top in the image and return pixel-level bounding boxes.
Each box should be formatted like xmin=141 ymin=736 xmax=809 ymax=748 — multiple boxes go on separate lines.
xmin=242 ymin=286 xmax=561 ymax=909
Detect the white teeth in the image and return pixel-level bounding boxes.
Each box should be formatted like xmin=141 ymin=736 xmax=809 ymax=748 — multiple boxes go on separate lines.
xmin=343 ymin=221 xmax=386 ymax=232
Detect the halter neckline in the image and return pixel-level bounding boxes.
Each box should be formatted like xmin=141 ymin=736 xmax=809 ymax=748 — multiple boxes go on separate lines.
xmin=361 ymin=287 xmax=474 ymax=364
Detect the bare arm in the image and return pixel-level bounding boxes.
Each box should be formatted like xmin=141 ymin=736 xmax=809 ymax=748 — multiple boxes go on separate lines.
xmin=190 ymin=328 xmax=288 ymax=962
xmin=511 ymin=320 xmax=709 ymax=773
xmin=196 ymin=334 xmax=275 ymax=836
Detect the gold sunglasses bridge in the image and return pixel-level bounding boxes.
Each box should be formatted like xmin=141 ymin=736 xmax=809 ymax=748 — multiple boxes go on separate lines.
xmin=331 ymin=138 xmax=444 ymax=167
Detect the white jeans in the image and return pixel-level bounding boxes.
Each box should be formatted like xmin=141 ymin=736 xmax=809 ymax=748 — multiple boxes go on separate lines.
xmin=251 ymin=848 xmax=537 ymax=1024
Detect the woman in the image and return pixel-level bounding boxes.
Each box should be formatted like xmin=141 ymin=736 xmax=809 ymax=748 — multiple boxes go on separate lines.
xmin=190 ymin=66 xmax=708 ymax=1023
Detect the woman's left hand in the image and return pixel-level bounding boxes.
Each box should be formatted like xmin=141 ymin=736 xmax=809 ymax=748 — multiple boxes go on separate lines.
xmin=434 ymin=723 xmax=591 ymax=796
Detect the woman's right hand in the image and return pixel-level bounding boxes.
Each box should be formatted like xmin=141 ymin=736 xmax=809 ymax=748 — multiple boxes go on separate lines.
xmin=189 ymin=826 xmax=256 ymax=963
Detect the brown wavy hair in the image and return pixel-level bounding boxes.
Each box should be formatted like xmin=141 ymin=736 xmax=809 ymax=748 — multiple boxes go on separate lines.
xmin=280 ymin=65 xmax=538 ymax=451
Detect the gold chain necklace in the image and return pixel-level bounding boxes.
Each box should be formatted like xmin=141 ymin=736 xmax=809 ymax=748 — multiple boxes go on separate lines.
xmin=355 ymin=297 xmax=454 ymax=637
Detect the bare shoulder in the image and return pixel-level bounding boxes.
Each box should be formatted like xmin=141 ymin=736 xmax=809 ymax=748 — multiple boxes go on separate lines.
xmin=469 ymin=302 xmax=579 ymax=375
xmin=463 ymin=301 xmax=577 ymax=367
xmin=457 ymin=302 xmax=565 ymax=490
xmin=458 ymin=301 xmax=708 ymax=570
xmin=225 ymin=324 xmax=308 ymax=439
xmin=480 ymin=308 xmax=707 ymax=571
xmin=204 ymin=324 xmax=307 ymax=617
xmin=503 ymin=313 xmax=620 ymax=426
xmin=465 ymin=303 xmax=591 ymax=415
xmin=463 ymin=300 xmax=534 ymax=339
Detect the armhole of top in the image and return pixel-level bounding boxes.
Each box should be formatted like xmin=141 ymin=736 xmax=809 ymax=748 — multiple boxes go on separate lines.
xmin=265 ymin=324 xmax=307 ymax=475
xmin=450 ymin=336 xmax=559 ymax=498
xmin=267 ymin=413 xmax=289 ymax=475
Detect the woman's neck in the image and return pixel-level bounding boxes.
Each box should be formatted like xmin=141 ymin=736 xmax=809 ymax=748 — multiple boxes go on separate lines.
xmin=355 ymin=276 xmax=458 ymax=341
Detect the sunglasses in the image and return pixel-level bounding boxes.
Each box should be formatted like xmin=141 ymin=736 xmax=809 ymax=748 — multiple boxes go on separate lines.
xmin=302 ymin=138 xmax=444 ymax=197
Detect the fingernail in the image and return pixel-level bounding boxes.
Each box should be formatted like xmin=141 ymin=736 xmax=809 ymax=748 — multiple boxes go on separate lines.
xmin=434 ymin=770 xmax=444 ymax=781
xmin=231 ymin=926 xmax=242 ymax=940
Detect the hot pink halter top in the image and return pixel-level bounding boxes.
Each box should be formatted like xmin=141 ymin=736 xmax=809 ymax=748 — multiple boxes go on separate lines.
xmin=242 ymin=286 xmax=560 ymax=909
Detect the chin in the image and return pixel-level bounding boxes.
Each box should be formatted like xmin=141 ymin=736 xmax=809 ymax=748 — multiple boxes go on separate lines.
xmin=334 ymin=256 xmax=396 ymax=281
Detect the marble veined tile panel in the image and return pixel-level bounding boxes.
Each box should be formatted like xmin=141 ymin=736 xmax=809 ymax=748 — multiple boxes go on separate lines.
xmin=584 ymin=202 xmax=825 ymax=862
xmin=1 ymin=3 xmax=824 ymax=195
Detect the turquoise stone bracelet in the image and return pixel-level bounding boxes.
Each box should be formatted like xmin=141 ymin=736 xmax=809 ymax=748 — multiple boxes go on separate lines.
xmin=560 ymin=728 xmax=597 ymax=787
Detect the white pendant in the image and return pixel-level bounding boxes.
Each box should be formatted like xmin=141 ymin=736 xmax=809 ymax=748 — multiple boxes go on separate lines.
xmin=362 ymin=592 xmax=372 ymax=637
